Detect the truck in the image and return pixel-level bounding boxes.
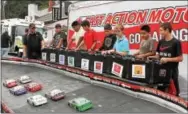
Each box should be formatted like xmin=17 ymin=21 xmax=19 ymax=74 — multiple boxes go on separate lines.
xmin=67 ymin=1 xmax=188 ymax=99
xmin=1 ymin=17 xmax=46 ymax=57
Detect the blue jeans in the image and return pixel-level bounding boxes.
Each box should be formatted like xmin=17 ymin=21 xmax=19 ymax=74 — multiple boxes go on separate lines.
xmin=1 ymin=48 xmax=9 ymax=57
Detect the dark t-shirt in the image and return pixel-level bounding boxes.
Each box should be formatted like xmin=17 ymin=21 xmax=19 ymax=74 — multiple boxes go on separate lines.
xmin=52 ymin=31 xmax=67 ymax=48
xmin=99 ymin=34 xmax=117 ymax=51
xmin=156 ymin=38 xmax=182 ymax=69
xmin=1 ymin=32 xmax=11 ymax=48
xmin=23 ymin=32 xmax=43 ymax=59
xmin=22 ymin=34 xmax=27 ymax=44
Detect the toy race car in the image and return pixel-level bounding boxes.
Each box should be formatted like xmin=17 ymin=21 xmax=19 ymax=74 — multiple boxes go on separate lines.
xmin=68 ymin=97 xmax=93 ymax=112
xmin=27 ymin=95 xmax=48 ymax=106
xmin=19 ymin=75 xmax=32 ymax=84
xmin=3 ymin=79 xmax=17 ymax=88
xmin=9 ymin=85 xmax=27 ymax=95
xmin=45 ymin=89 xmax=65 ymax=101
xmin=24 ymin=82 xmax=42 ymax=92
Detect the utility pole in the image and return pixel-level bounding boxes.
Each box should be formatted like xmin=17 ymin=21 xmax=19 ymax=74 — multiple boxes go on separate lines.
xmin=2 ymin=1 xmax=7 ymax=19
xmin=59 ymin=0 xmax=62 ymax=20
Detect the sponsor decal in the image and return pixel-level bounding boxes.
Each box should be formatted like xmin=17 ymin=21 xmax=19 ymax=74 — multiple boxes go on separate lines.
xmin=121 ymin=82 xmax=131 ymax=89
xmin=178 ymin=99 xmax=188 ymax=108
xmin=50 ymin=53 xmax=56 ymax=62
xmin=159 ymin=69 xmax=167 ymax=77
xmin=68 ymin=56 xmax=75 ymax=67
xmin=88 ymin=73 xmax=94 ymax=78
xmin=102 ymin=77 xmax=111 ymax=83
xmin=111 ymin=79 xmax=121 ymax=86
xmin=140 ymin=87 xmax=157 ymax=94
xmin=59 ymin=55 xmax=65 ymax=65
xmin=49 ymin=64 xmax=57 ymax=68
xmin=141 ymin=87 xmax=188 ymax=108
xmin=81 ymin=59 xmax=90 ymax=70
xmin=76 ymin=70 xmax=82 ymax=74
xmin=42 ymin=52 xmax=47 ymax=61
xmin=94 ymin=61 xmax=103 ymax=74
xmin=170 ymin=95 xmax=179 ymax=103
xmin=111 ymin=62 xmax=124 ymax=77
xmin=30 ymin=59 xmax=38 ymax=63
xmin=132 ymin=64 xmax=146 ymax=79
xmin=82 ymin=71 xmax=89 ymax=77
xmin=14 ymin=58 xmax=23 ymax=61
xmin=81 ymin=72 xmax=93 ymax=77
xmin=57 ymin=65 xmax=65 ymax=69
xmin=45 ymin=63 xmax=50 ymax=66
xmin=71 ymin=68 xmax=77 ymax=73
xmin=37 ymin=60 xmax=45 ymax=64
xmin=93 ymin=75 xmax=103 ymax=81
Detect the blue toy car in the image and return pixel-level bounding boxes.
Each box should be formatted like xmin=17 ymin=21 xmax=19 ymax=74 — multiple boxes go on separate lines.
xmin=9 ymin=85 xmax=27 ymax=95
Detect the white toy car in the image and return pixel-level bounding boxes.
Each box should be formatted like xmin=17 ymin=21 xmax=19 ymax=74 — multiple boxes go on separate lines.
xmin=45 ymin=89 xmax=65 ymax=101
xmin=27 ymin=95 xmax=48 ymax=106
xmin=19 ymin=75 xmax=32 ymax=84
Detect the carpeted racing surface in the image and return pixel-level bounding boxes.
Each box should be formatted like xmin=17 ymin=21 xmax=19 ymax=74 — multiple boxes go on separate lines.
xmin=1 ymin=63 xmax=174 ymax=113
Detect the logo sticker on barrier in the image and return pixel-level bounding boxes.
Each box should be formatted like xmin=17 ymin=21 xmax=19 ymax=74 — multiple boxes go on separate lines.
xmin=50 ymin=53 xmax=56 ymax=62
xmin=42 ymin=52 xmax=47 ymax=61
xmin=59 ymin=55 xmax=65 ymax=65
xmin=81 ymin=59 xmax=89 ymax=70
xmin=68 ymin=56 xmax=75 ymax=67
xmin=159 ymin=69 xmax=166 ymax=77
xmin=111 ymin=62 xmax=123 ymax=77
xmin=94 ymin=61 xmax=103 ymax=74
xmin=132 ymin=64 xmax=145 ymax=78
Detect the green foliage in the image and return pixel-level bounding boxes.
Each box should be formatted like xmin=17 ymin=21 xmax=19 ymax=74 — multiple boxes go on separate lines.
xmin=4 ymin=0 xmax=49 ymax=19
xmin=38 ymin=1 xmax=49 ymax=10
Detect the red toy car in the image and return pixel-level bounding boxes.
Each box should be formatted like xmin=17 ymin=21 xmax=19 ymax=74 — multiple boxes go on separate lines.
xmin=45 ymin=89 xmax=65 ymax=101
xmin=24 ymin=82 xmax=42 ymax=92
xmin=3 ymin=79 xmax=17 ymax=88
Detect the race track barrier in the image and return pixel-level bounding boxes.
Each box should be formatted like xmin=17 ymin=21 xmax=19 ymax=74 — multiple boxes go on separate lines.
xmin=1 ymin=56 xmax=188 ymax=113
xmin=42 ymin=48 xmax=172 ymax=85
xmin=1 ymin=101 xmax=14 ymax=114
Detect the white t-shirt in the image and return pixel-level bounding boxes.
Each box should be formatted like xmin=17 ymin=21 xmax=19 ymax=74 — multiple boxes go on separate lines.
xmin=72 ymin=27 xmax=85 ymax=45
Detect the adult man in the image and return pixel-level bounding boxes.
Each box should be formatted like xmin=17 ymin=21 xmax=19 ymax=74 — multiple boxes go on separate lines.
xmin=1 ymin=31 xmax=12 ymax=57
xmin=148 ymin=22 xmax=183 ymax=96
xmin=133 ymin=25 xmax=155 ymax=59
xmin=99 ymin=24 xmax=117 ymax=51
xmin=49 ymin=24 xmax=67 ymax=49
xmin=76 ymin=20 xmax=98 ymax=51
xmin=67 ymin=21 xmax=85 ymax=50
xmin=102 ymin=24 xmax=129 ymax=56
xmin=23 ymin=23 xmax=45 ymax=59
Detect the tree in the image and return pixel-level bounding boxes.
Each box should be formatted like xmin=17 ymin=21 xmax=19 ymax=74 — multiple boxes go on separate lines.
xmin=4 ymin=0 xmax=48 ymax=19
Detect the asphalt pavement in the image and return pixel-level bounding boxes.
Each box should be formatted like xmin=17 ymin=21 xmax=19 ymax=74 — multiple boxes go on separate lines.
xmin=1 ymin=63 xmax=174 ymax=113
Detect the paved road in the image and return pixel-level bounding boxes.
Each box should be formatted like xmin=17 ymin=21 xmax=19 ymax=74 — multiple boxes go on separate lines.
xmin=1 ymin=63 xmax=174 ymax=113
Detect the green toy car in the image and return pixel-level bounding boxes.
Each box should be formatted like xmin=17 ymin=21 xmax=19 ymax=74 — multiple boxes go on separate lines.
xmin=68 ymin=97 xmax=93 ymax=112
